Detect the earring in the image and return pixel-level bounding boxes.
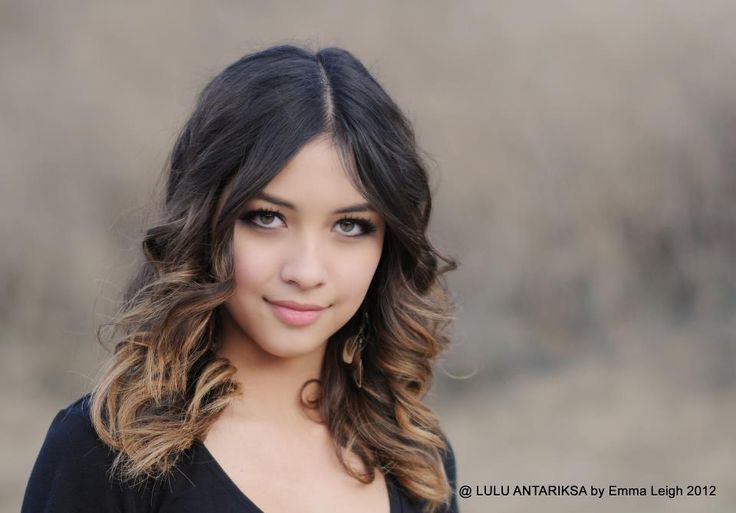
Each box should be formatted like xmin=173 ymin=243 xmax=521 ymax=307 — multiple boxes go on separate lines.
xmin=342 ymin=309 xmax=369 ymax=388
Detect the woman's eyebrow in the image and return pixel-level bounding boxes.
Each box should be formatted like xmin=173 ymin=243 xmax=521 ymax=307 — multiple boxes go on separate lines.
xmin=254 ymin=191 xmax=375 ymax=214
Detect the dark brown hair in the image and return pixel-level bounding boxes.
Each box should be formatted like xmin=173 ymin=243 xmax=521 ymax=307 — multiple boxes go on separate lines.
xmin=90 ymin=44 xmax=458 ymax=513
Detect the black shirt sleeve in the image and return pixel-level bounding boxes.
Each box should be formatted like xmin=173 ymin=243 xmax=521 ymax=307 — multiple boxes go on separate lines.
xmin=441 ymin=438 xmax=460 ymax=513
xmin=20 ymin=397 xmax=151 ymax=513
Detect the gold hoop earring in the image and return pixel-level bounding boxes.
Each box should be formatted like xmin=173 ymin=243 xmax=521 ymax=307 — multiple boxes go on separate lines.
xmin=342 ymin=309 xmax=369 ymax=388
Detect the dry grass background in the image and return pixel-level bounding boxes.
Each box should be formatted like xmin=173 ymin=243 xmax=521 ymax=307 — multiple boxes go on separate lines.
xmin=1 ymin=1 xmax=735 ymax=512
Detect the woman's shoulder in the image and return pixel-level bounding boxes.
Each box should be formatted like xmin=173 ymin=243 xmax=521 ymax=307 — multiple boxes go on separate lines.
xmin=395 ymin=433 xmax=460 ymax=513
xmin=438 ymin=432 xmax=460 ymax=513
xmin=27 ymin=393 xmax=113 ymax=475
xmin=23 ymin=393 xmax=225 ymax=513
xmin=41 ymin=393 xmax=100 ymax=450
xmin=21 ymin=394 xmax=158 ymax=512
xmin=441 ymin=435 xmax=457 ymax=487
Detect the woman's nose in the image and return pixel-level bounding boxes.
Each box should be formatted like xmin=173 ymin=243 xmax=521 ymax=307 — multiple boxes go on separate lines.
xmin=279 ymin=237 xmax=328 ymax=289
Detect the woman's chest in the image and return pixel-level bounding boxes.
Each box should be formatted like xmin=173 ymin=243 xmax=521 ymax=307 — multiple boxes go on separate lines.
xmin=200 ymin=423 xmax=393 ymax=513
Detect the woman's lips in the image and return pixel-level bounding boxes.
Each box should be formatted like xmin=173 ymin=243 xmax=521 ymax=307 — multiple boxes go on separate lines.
xmin=266 ymin=299 xmax=325 ymax=326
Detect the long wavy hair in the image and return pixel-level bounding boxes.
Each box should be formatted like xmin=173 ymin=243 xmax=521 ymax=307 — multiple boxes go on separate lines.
xmin=90 ymin=44 xmax=457 ymax=513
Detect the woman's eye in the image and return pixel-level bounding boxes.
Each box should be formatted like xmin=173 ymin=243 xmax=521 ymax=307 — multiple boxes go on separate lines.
xmin=242 ymin=209 xmax=285 ymax=228
xmin=337 ymin=220 xmax=362 ymax=236
xmin=255 ymin=212 xmax=281 ymax=226
xmin=336 ymin=218 xmax=377 ymax=237
xmin=241 ymin=209 xmax=376 ymax=237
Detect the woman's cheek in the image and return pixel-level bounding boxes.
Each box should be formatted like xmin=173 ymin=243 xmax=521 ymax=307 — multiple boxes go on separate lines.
xmin=341 ymin=245 xmax=383 ymax=293
xmin=232 ymin=238 xmax=278 ymax=287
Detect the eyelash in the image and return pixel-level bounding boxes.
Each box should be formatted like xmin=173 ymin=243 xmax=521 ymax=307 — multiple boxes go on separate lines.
xmin=239 ymin=207 xmax=377 ymax=237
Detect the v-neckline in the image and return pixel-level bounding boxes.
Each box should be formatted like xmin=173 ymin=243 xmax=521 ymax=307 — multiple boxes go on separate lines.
xmin=194 ymin=439 xmax=401 ymax=513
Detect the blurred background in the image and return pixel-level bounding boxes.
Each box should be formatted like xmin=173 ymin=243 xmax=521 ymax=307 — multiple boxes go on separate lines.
xmin=2 ymin=1 xmax=735 ymax=512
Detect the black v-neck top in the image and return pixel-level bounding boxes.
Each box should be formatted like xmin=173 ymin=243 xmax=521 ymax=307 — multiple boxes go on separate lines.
xmin=21 ymin=394 xmax=459 ymax=513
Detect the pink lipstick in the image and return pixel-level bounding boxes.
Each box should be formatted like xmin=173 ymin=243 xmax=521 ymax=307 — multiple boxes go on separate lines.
xmin=266 ymin=299 xmax=326 ymax=327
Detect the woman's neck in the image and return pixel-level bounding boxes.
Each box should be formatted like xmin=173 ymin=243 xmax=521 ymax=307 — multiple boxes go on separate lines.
xmin=214 ymin=312 xmax=327 ymax=428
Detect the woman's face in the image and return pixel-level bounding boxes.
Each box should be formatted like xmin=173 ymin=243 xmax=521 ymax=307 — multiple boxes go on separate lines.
xmin=222 ymin=136 xmax=385 ymax=360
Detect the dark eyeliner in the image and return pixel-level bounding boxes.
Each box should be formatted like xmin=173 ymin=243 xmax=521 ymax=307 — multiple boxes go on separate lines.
xmin=336 ymin=215 xmax=377 ymax=236
xmin=239 ymin=207 xmax=284 ymax=227
xmin=241 ymin=208 xmax=376 ymax=237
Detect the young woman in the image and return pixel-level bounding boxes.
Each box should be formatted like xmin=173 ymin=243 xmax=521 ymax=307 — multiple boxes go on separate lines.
xmin=22 ymin=44 xmax=459 ymax=513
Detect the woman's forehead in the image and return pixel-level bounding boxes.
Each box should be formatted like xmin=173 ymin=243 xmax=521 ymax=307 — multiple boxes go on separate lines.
xmin=263 ymin=137 xmax=361 ymax=198
xmin=215 ymin=137 xmax=373 ymax=219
